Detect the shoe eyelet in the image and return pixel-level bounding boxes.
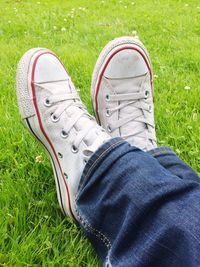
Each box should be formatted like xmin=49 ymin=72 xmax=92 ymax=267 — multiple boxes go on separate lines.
xmin=71 ymin=145 xmax=78 ymax=153
xmin=105 ymin=95 xmax=110 ymax=101
xmin=145 ymin=90 xmax=149 ymax=98
xmin=106 ymin=109 xmax=110 ymax=117
xmin=63 ymin=172 xmax=68 ymax=179
xmin=83 ymin=159 xmax=88 ymax=164
xmin=107 ymin=125 xmax=112 ymax=133
xmin=61 ymin=130 xmax=68 ymax=138
xmin=58 ymin=152 xmax=63 ymax=158
xmin=44 ymin=98 xmax=51 ymax=107
xmin=51 ymin=114 xmax=60 ymax=122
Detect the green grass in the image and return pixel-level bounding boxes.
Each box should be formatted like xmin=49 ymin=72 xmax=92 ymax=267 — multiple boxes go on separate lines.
xmin=0 ymin=0 xmax=199 ymax=266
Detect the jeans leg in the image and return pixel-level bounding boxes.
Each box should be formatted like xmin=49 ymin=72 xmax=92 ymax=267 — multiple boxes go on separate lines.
xmin=75 ymin=138 xmax=200 ymax=267
xmin=148 ymin=147 xmax=200 ymax=182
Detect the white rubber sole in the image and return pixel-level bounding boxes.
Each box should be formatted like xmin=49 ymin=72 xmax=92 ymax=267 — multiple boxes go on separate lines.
xmin=16 ymin=48 xmax=76 ymax=221
xmin=91 ymin=36 xmax=153 ymax=123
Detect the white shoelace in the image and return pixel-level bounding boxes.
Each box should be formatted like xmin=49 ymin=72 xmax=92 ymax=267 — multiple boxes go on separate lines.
xmin=38 ymin=81 xmax=107 ymax=156
xmin=106 ymin=75 xmax=156 ymax=149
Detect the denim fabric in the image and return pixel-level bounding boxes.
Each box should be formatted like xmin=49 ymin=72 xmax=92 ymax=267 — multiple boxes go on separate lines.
xmin=75 ymin=138 xmax=200 ymax=267
xmin=148 ymin=147 xmax=200 ymax=182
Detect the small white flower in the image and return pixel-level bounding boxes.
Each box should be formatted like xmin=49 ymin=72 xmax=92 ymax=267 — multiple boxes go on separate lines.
xmin=197 ymin=6 xmax=200 ymax=9
xmin=131 ymin=2 xmax=135 ymax=5
xmin=8 ymin=20 xmax=11 ymax=24
xmin=53 ymin=26 xmax=57 ymax=30
xmin=132 ymin=30 xmax=137 ymax=36
xmin=64 ymin=18 xmax=67 ymax=21
xmin=184 ymin=85 xmax=190 ymax=90
xmin=37 ymin=1 xmax=40 ymax=4
xmin=185 ymin=3 xmax=188 ymax=7
xmin=154 ymin=74 xmax=159 ymax=79
xmin=192 ymin=112 xmax=197 ymax=121
xmin=35 ymin=155 xmax=43 ymax=163
xmin=124 ymin=5 xmax=127 ymax=8
xmin=61 ymin=27 xmax=66 ymax=32
xmin=134 ymin=35 xmax=139 ymax=39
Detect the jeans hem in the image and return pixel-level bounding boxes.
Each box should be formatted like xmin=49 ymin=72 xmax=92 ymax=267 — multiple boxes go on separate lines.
xmin=147 ymin=146 xmax=176 ymax=157
xmin=77 ymin=137 xmax=125 ymax=195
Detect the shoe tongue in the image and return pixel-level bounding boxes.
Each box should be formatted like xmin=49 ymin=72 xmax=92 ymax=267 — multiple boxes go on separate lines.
xmin=66 ymin=105 xmax=98 ymax=146
xmin=74 ymin=114 xmax=108 ymax=149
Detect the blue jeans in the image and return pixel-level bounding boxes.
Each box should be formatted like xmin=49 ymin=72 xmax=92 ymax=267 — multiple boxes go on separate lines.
xmin=75 ymin=138 xmax=200 ymax=267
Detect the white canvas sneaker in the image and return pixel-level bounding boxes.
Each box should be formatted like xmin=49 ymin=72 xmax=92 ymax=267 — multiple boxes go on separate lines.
xmin=16 ymin=48 xmax=110 ymax=221
xmin=91 ymin=37 xmax=157 ymax=151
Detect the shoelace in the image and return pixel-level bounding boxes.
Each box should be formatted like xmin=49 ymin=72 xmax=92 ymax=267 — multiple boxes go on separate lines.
xmin=39 ymin=82 xmax=106 ymax=156
xmin=106 ymin=77 xmax=156 ymax=146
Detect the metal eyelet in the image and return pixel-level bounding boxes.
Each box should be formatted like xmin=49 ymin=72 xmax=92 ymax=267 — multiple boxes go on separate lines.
xmin=44 ymin=98 xmax=51 ymax=107
xmin=106 ymin=109 xmax=110 ymax=117
xmin=61 ymin=130 xmax=68 ymax=138
xmin=107 ymin=125 xmax=112 ymax=133
xmin=71 ymin=145 xmax=78 ymax=153
xmin=58 ymin=152 xmax=63 ymax=158
xmin=51 ymin=114 xmax=60 ymax=122
xmin=105 ymin=95 xmax=110 ymax=101
xmin=63 ymin=172 xmax=68 ymax=179
xmin=145 ymin=90 xmax=149 ymax=98
xmin=83 ymin=159 xmax=88 ymax=164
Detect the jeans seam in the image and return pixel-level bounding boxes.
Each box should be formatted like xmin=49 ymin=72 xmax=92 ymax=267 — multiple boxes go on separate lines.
xmin=74 ymin=140 xmax=124 ymax=264
xmin=105 ymin=253 xmax=113 ymax=267
xmin=75 ymin=206 xmax=112 ymax=250
xmin=77 ymin=140 xmax=124 ymax=194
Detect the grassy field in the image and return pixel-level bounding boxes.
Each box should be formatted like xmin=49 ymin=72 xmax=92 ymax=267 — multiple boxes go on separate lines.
xmin=0 ymin=0 xmax=199 ymax=266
